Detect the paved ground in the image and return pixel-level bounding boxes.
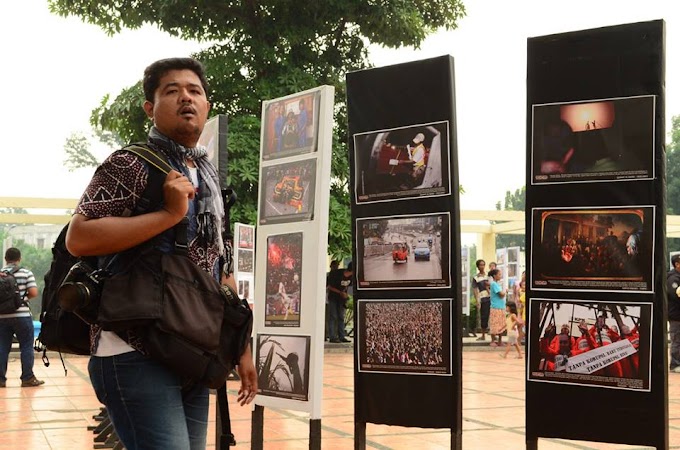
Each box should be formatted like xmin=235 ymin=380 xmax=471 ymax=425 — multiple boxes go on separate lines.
xmin=0 ymin=342 xmax=678 ymax=449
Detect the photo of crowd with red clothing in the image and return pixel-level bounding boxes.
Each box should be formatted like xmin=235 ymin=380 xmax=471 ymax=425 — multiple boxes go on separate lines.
xmin=532 ymin=207 xmax=653 ymax=292
xmin=265 ymin=233 xmax=303 ymax=327
xmin=358 ymin=299 xmax=451 ymax=375
xmin=529 ymin=299 xmax=650 ymax=391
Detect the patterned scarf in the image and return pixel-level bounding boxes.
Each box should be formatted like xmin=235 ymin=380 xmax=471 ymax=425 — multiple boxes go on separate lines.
xmin=148 ymin=126 xmax=225 ymax=254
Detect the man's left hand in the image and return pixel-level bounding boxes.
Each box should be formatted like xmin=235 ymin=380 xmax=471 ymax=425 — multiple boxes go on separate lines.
xmin=236 ymin=345 xmax=258 ymax=406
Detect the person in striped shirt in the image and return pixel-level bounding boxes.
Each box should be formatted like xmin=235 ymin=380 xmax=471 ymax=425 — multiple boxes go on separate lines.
xmin=0 ymin=247 xmax=44 ymax=387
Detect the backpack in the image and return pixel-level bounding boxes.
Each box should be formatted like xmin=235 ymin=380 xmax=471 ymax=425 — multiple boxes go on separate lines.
xmin=36 ymin=143 xmax=172 ymax=363
xmin=0 ymin=266 xmax=23 ymax=314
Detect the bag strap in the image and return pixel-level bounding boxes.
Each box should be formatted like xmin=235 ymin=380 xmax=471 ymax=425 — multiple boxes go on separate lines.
xmin=124 ymin=144 xmax=173 ymax=175
xmin=217 ymin=383 xmax=235 ymax=448
xmin=121 ymin=143 xmax=188 ymax=254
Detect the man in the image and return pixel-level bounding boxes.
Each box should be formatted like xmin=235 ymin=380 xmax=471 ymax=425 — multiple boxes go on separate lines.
xmin=472 ymin=259 xmax=490 ymax=341
xmin=325 ymin=260 xmax=339 ymax=341
xmin=0 ymin=248 xmax=44 ymax=388
xmin=297 ymin=99 xmax=308 ymax=147
xmin=668 ymin=254 xmax=680 ymax=373
xmin=407 ymin=132 xmax=427 ymax=183
xmin=65 ymin=57 xmax=257 ymax=449
xmin=327 ymin=262 xmax=353 ymax=343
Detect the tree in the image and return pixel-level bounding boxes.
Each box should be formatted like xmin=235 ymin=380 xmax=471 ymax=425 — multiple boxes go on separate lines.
xmin=666 ymin=115 xmax=680 ymax=256
xmin=495 ymin=186 xmax=525 ymax=250
xmin=667 ymin=116 xmax=680 ymax=214
xmin=49 ymin=0 xmax=466 ymax=260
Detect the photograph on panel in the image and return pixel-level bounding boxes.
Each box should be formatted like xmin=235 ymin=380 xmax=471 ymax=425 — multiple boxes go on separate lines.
xmin=238 ymin=279 xmax=251 ymax=303
xmin=256 ymin=334 xmax=311 ymax=401
xmin=237 ymin=225 xmax=254 ymax=249
xmin=357 ymin=299 xmax=452 ymax=375
xmin=356 ymin=212 xmax=450 ymax=289
xmin=259 ymin=158 xmax=316 ymax=225
xmin=528 ymin=299 xmax=651 ymax=391
xmin=237 ymin=249 xmax=254 ymax=273
xmin=531 ymin=207 xmax=654 ymax=293
xmin=353 ymin=121 xmax=451 ymax=204
xmin=265 ymin=232 xmax=303 ymax=327
xmin=261 ymin=90 xmax=321 ymax=161
xmin=531 ymin=95 xmax=655 ymax=184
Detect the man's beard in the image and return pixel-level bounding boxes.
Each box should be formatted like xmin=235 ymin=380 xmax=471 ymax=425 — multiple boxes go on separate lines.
xmin=173 ymin=123 xmax=202 ymax=145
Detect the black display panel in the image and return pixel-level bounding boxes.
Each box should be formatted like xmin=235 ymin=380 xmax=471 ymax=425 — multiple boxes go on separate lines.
xmin=347 ymin=55 xmax=461 ymax=437
xmin=525 ymin=20 xmax=667 ymax=449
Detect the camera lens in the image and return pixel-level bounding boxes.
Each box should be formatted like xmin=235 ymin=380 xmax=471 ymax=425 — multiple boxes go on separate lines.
xmin=57 ymin=282 xmax=91 ymax=312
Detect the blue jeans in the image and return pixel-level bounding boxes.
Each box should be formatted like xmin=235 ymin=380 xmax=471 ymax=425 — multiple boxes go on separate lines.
xmin=89 ymin=351 xmax=209 ymax=450
xmin=0 ymin=316 xmax=36 ymax=382
xmin=328 ymin=300 xmax=346 ymax=341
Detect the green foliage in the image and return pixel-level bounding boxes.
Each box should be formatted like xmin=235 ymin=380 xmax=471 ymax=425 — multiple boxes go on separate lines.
xmin=667 ymin=116 xmax=680 ymax=215
xmin=48 ymin=0 xmax=467 ymax=259
xmin=63 ymin=132 xmax=99 ymax=171
xmin=667 ymin=116 xmax=680 ymax=254
xmin=495 ymin=186 xmax=525 ymax=250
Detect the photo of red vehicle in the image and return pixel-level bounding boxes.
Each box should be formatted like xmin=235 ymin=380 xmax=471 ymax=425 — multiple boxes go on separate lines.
xmin=392 ymin=243 xmax=409 ymax=263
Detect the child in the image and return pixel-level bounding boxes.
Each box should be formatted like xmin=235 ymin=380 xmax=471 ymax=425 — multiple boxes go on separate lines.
xmin=502 ymin=303 xmax=523 ymax=359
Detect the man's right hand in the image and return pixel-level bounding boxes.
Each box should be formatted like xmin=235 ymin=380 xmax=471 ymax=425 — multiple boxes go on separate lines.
xmin=162 ymin=170 xmax=195 ymax=220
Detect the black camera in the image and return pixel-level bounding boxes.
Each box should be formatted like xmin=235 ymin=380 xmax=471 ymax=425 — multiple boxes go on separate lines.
xmin=57 ymin=260 xmax=108 ymax=324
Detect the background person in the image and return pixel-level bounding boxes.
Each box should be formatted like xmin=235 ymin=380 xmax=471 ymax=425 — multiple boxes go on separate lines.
xmin=472 ymin=259 xmax=490 ymax=341
xmin=488 ymin=268 xmax=506 ymax=347
xmin=327 ymin=262 xmax=353 ymax=343
xmin=0 ymin=247 xmax=43 ymax=388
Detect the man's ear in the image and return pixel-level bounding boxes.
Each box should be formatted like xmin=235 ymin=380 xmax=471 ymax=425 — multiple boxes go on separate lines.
xmin=143 ymin=100 xmax=154 ymax=120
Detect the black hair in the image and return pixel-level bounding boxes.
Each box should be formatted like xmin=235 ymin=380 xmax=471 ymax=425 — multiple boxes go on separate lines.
xmin=4 ymin=247 xmax=20 ymax=263
xmin=143 ymin=57 xmax=210 ymax=102
xmin=475 ymin=259 xmax=485 ymax=269
xmin=488 ymin=269 xmax=500 ymax=278
xmin=672 ymin=254 xmax=680 ymax=267
xmin=507 ymin=302 xmax=518 ymax=315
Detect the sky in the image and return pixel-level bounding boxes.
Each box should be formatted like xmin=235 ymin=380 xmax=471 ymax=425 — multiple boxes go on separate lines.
xmin=2 ymin=0 xmax=680 ymax=212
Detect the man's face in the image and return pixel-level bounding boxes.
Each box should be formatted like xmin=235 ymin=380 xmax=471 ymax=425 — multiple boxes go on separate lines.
xmin=477 ymin=262 xmax=485 ymax=272
xmin=143 ymin=69 xmax=210 ymax=147
xmin=558 ymin=335 xmax=571 ymax=354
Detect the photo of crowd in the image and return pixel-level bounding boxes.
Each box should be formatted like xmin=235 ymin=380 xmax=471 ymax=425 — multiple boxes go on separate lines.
xmin=528 ymin=299 xmax=651 ymax=391
xmin=265 ymin=233 xmax=303 ymax=327
xmin=358 ymin=299 xmax=451 ymax=375
xmin=531 ymin=207 xmax=654 ymax=292
xmin=261 ymin=91 xmax=320 ymax=160
xmin=256 ymin=334 xmax=311 ymax=401
xmin=356 ymin=213 xmax=450 ymax=289
xmin=353 ymin=121 xmax=450 ymax=203
xmin=531 ymin=95 xmax=654 ymax=184
xmin=259 ymin=158 xmax=316 ymax=225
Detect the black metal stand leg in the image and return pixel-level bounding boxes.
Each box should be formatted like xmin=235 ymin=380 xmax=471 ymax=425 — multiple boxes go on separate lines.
xmin=354 ymin=421 xmax=366 ymax=450
xmin=309 ymin=418 xmax=321 ymax=450
xmin=527 ymin=437 xmax=538 ymax=450
xmin=451 ymin=428 xmax=462 ymax=449
xmin=251 ymin=405 xmax=264 ymax=450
